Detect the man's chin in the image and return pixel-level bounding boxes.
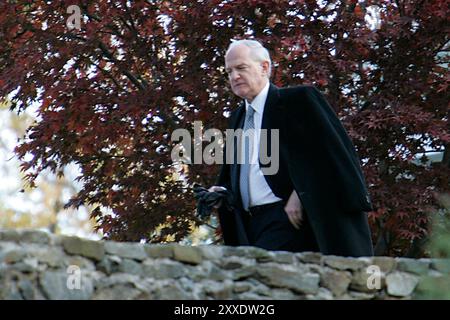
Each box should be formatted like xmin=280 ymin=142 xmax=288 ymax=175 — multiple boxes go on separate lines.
xmin=232 ymin=89 xmax=248 ymax=100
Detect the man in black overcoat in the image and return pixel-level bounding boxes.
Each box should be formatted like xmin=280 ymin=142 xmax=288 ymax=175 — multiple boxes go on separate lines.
xmin=208 ymin=39 xmax=373 ymax=257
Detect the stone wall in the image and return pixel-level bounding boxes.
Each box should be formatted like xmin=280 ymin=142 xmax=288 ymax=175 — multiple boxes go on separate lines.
xmin=0 ymin=229 xmax=449 ymax=300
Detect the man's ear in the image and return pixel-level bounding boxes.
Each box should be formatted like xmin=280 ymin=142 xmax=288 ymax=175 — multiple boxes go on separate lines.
xmin=261 ymin=61 xmax=270 ymax=76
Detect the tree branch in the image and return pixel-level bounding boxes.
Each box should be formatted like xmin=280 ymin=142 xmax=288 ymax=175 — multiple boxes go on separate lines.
xmin=90 ymin=59 xmax=124 ymax=91
xmin=97 ymin=40 xmax=146 ymax=91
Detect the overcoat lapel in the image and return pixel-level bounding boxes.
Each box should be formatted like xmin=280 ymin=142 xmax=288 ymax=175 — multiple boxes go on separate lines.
xmin=260 ymin=84 xmax=281 ymax=164
xmin=228 ymin=101 xmax=245 ymax=205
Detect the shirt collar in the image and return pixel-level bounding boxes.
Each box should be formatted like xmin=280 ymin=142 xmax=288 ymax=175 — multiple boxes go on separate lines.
xmin=245 ymin=81 xmax=270 ymax=114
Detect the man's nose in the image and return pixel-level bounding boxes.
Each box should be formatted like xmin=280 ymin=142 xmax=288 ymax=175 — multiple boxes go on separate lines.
xmin=230 ymin=70 xmax=240 ymax=81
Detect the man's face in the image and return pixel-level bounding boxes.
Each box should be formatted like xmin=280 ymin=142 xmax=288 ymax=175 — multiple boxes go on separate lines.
xmin=225 ymin=45 xmax=269 ymax=102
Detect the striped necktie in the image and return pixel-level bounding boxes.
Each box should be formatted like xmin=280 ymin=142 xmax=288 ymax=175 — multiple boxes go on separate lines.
xmin=240 ymin=105 xmax=255 ymax=211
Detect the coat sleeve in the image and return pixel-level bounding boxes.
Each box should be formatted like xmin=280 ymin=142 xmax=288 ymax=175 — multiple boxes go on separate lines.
xmin=284 ymin=86 xmax=373 ymax=213
xmin=216 ymin=144 xmax=231 ymax=190
xmin=214 ymin=110 xmax=240 ymax=246
xmin=215 ymin=112 xmax=236 ymax=190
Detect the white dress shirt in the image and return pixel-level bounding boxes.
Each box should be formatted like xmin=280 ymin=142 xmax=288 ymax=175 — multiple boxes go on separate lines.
xmin=240 ymin=81 xmax=282 ymax=210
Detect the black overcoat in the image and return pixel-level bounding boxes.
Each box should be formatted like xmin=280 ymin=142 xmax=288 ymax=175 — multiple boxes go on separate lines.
xmin=217 ymin=83 xmax=374 ymax=257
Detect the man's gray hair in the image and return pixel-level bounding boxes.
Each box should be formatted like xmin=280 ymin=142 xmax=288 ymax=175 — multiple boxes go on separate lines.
xmin=226 ymin=39 xmax=272 ymax=77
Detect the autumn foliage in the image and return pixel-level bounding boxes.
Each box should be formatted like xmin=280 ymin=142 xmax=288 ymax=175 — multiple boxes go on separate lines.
xmin=0 ymin=0 xmax=448 ymax=256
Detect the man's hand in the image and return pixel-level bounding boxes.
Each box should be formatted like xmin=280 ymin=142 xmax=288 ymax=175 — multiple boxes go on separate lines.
xmin=284 ymin=191 xmax=303 ymax=229
xmin=208 ymin=186 xmax=227 ymax=208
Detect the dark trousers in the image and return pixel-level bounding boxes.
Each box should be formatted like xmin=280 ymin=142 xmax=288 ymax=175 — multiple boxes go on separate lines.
xmin=241 ymin=201 xmax=319 ymax=252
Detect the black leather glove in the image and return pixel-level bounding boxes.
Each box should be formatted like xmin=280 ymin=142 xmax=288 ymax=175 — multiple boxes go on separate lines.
xmin=193 ymin=183 xmax=234 ymax=220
